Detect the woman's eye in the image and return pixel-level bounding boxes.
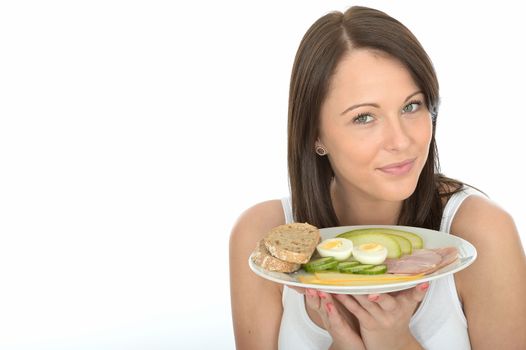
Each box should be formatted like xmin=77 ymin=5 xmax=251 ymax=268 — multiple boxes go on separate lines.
xmin=352 ymin=113 xmax=374 ymax=124
xmin=402 ymin=101 xmax=421 ymax=113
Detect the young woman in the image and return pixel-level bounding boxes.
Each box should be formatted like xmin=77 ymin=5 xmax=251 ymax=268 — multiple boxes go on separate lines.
xmin=229 ymin=6 xmax=526 ymax=350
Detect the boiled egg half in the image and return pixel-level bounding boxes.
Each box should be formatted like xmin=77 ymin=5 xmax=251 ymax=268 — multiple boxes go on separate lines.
xmin=352 ymin=243 xmax=388 ymax=265
xmin=316 ymin=238 xmax=353 ymax=261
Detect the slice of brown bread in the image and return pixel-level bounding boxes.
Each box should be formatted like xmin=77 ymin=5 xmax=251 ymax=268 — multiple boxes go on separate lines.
xmin=251 ymin=239 xmax=301 ymax=273
xmin=263 ymin=223 xmax=320 ymax=264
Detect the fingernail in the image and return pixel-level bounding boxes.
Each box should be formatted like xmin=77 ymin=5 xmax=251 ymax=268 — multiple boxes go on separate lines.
xmin=318 ymin=291 xmax=327 ymax=299
xmin=368 ymin=294 xmax=380 ymax=302
xmin=420 ymin=282 xmax=430 ymax=292
xmin=325 ymin=302 xmax=333 ymax=313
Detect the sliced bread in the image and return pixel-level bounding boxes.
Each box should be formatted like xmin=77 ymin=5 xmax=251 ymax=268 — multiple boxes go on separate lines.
xmin=251 ymin=239 xmax=301 ymax=273
xmin=263 ymin=223 xmax=320 ymax=264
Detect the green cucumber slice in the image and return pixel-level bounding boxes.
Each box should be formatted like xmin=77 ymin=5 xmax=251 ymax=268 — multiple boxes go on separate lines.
xmin=337 ymin=261 xmax=360 ymax=271
xmin=354 ymin=264 xmax=388 ymax=275
xmin=303 ymin=257 xmax=338 ymax=272
xmin=341 ymin=264 xmax=375 ymax=273
xmin=305 ymin=256 xmax=336 ymax=267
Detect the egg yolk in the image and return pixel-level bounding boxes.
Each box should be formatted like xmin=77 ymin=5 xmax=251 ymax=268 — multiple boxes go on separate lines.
xmin=321 ymin=241 xmax=342 ymax=250
xmin=358 ymin=243 xmax=383 ymax=252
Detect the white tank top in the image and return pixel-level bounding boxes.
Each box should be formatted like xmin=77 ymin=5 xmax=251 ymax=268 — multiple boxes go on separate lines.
xmin=278 ymin=187 xmax=482 ymax=350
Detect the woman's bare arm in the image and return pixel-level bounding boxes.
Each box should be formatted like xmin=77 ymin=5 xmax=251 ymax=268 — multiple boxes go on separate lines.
xmin=453 ymin=196 xmax=526 ymax=349
xmin=229 ymin=200 xmax=286 ymax=350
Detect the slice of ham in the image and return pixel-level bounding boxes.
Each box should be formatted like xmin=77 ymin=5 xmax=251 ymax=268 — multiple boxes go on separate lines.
xmin=386 ymin=247 xmax=459 ymax=275
xmin=424 ymin=247 xmax=460 ymax=275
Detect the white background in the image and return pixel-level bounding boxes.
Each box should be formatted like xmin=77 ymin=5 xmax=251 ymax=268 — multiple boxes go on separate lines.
xmin=0 ymin=1 xmax=524 ymax=349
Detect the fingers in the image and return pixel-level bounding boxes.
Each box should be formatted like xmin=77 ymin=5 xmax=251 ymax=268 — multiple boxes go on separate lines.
xmin=410 ymin=282 xmax=430 ymax=303
xmin=334 ymin=293 xmax=375 ymax=327
xmin=305 ymin=288 xmax=321 ymax=311
xmin=334 ymin=283 xmax=430 ymax=329
xmin=318 ymin=291 xmax=338 ymax=325
xmin=370 ymin=284 xmax=431 ymax=323
xmin=367 ymin=293 xmax=398 ymax=312
xmin=289 ymin=286 xmax=306 ymax=294
xmin=353 ymin=294 xmax=393 ymax=324
xmin=391 ymin=282 xmax=429 ymax=305
xmin=311 ymin=291 xmax=365 ymax=348
xmin=305 ymin=290 xmax=337 ymax=327
xmin=307 ymin=290 xmax=336 ymax=322
xmin=368 ymin=282 xmax=429 ymax=311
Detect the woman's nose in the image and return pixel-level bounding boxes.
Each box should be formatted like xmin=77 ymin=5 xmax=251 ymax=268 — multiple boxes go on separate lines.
xmin=383 ymin=117 xmax=411 ymax=152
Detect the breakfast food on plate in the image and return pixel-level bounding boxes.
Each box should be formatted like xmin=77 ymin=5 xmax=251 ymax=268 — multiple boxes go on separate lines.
xmin=352 ymin=243 xmax=388 ymax=265
xmin=316 ymin=238 xmax=353 ymax=261
xmin=263 ymin=223 xmax=320 ymax=264
xmin=298 ymin=270 xmax=424 ymax=285
xmin=337 ymin=231 xmax=402 ymax=258
xmin=303 ymin=256 xmax=339 ymax=272
xmin=385 ymin=247 xmax=459 ymax=275
xmin=251 ymin=239 xmax=301 ymax=273
xmin=385 ymin=249 xmax=442 ymax=274
xmin=252 ymin=225 xmax=461 ymax=285
xmin=432 ymin=247 xmax=460 ymax=271
xmin=342 ymin=228 xmax=423 ymax=249
xmin=251 ymin=222 xmax=320 ymax=273
xmin=299 ymin=228 xmax=461 ymax=285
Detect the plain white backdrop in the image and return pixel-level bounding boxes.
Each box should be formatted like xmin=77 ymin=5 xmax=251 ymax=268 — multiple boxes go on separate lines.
xmin=1 ymin=1 xmax=524 ymax=349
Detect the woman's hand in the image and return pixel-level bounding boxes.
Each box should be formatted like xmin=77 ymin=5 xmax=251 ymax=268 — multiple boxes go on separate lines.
xmin=305 ymin=288 xmax=366 ymax=350
xmin=334 ymin=282 xmax=429 ymax=350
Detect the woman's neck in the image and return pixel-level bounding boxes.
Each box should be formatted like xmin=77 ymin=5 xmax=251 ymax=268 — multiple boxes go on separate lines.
xmin=331 ymin=178 xmax=403 ymax=226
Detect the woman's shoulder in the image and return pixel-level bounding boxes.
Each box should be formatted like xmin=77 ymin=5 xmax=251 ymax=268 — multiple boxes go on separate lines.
xmin=449 ymin=188 xmax=526 ymax=345
xmin=450 ymin=188 xmax=522 ymax=289
xmin=230 ymin=199 xmax=287 ymax=251
xmin=436 ymin=174 xmax=508 ymax=225
xmin=450 ymin=190 xmax=517 ymax=243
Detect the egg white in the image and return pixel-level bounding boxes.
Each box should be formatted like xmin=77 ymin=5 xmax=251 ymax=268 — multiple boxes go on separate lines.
xmin=316 ymin=238 xmax=353 ymax=261
xmin=353 ymin=243 xmax=388 ymax=265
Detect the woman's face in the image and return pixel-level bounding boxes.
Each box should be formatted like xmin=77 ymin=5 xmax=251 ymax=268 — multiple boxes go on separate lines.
xmin=318 ymin=49 xmax=433 ymax=203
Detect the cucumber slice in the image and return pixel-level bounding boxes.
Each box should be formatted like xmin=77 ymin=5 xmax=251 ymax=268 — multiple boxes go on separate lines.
xmin=305 ymin=256 xmax=336 ymax=267
xmin=354 ymin=264 xmax=388 ymax=275
xmin=336 ymin=232 xmax=401 ymax=259
xmin=341 ymin=264 xmax=375 ymax=273
xmin=303 ymin=257 xmax=338 ymax=272
xmin=337 ymin=261 xmax=360 ymax=271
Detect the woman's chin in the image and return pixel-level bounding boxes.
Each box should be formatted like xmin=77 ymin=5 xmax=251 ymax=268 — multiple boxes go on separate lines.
xmin=376 ymin=182 xmax=418 ymax=202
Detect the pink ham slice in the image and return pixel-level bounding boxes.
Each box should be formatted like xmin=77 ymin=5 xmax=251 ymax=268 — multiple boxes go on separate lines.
xmin=424 ymin=247 xmax=460 ymax=274
xmin=386 ymin=247 xmax=459 ymax=275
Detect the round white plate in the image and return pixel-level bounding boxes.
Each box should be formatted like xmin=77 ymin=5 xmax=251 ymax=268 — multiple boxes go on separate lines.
xmin=249 ymin=225 xmax=477 ymax=295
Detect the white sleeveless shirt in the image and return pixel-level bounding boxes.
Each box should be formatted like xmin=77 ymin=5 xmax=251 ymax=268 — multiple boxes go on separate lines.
xmin=278 ymin=187 xmax=482 ymax=350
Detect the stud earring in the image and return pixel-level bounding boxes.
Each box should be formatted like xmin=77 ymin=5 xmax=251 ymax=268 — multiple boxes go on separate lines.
xmin=315 ymin=145 xmax=327 ymax=156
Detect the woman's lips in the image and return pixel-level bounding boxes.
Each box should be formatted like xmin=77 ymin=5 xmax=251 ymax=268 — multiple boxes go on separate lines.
xmin=377 ymin=158 xmax=416 ymax=175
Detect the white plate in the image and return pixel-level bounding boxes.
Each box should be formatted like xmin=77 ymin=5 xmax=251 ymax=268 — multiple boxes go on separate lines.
xmin=249 ymin=225 xmax=477 ymax=295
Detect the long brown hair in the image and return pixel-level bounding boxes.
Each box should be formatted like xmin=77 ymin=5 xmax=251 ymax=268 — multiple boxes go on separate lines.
xmin=288 ymin=6 xmax=462 ymax=230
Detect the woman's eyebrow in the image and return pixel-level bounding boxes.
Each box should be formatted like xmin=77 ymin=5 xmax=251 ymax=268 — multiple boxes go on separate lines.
xmin=403 ymin=90 xmax=424 ymax=103
xmin=340 ymin=90 xmax=423 ymax=116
